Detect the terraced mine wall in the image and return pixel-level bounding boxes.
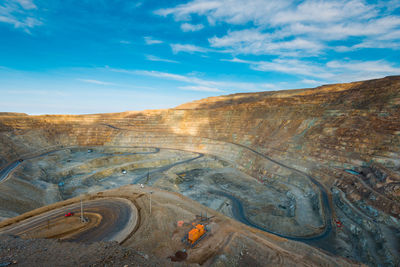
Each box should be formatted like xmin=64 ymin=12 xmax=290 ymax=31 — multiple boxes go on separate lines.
xmin=1 ymin=76 xmax=400 ymax=266
xmin=1 ymin=76 xmax=399 ymax=219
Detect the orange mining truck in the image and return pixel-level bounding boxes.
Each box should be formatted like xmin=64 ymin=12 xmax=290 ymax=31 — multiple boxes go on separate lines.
xmin=182 ymin=224 xmax=208 ymax=248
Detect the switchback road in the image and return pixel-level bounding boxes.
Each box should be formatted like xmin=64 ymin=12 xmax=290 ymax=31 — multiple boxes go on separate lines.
xmin=0 ymin=198 xmax=137 ymax=243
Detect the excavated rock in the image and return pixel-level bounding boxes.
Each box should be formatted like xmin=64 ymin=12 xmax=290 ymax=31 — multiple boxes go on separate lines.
xmin=0 ymin=76 xmax=399 ymax=266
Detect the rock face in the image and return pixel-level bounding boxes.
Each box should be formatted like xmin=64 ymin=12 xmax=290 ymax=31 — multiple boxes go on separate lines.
xmin=0 ymin=76 xmax=400 ymax=266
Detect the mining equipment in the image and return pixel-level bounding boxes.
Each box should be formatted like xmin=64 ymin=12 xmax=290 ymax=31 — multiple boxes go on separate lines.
xmin=181 ymin=223 xmax=208 ymax=248
xmin=335 ymin=219 xmax=343 ymax=228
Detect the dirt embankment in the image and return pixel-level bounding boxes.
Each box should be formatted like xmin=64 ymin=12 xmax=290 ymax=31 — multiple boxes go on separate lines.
xmin=0 ymin=235 xmax=170 ymax=267
xmin=0 ymin=185 xmax=359 ymax=266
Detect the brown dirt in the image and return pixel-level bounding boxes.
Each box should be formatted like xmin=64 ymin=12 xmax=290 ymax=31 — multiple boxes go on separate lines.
xmin=0 ymin=234 xmax=174 ymax=267
xmin=168 ymin=250 xmax=188 ymax=262
xmin=0 ymin=185 xmax=359 ymax=266
xmin=19 ymin=212 xmax=102 ymax=240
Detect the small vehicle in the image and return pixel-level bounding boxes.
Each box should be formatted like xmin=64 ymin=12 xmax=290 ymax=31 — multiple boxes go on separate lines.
xmin=65 ymin=212 xmax=74 ymax=217
xmin=122 ymin=169 xmax=127 ymax=174
xmin=181 ymin=223 xmax=208 ymax=248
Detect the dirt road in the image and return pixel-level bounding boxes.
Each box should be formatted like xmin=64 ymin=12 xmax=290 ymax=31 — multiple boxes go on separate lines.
xmin=0 ymin=198 xmax=137 ymax=243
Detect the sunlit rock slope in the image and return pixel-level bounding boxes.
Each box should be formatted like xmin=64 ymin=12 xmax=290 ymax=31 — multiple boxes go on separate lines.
xmin=0 ymin=76 xmax=399 ymax=266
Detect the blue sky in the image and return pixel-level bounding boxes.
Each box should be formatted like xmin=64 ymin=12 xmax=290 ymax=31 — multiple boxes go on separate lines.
xmin=0 ymin=0 xmax=399 ymax=114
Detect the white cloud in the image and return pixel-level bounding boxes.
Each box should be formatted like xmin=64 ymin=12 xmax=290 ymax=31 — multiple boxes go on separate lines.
xmin=179 ymin=85 xmax=224 ymax=92
xmin=284 ymin=16 xmax=400 ymax=42
xmin=0 ymin=0 xmax=42 ymax=32
xmin=170 ymin=43 xmax=231 ymax=54
xmin=209 ymin=29 xmax=323 ymax=56
xmin=271 ymin=0 xmax=374 ymax=25
xmin=78 ymin=79 xmax=117 ymax=86
xmin=171 ymin=43 xmax=209 ymax=54
xmin=301 ymin=79 xmax=324 ymax=85
xmin=226 ymin=58 xmax=331 ymax=78
xmin=155 ymin=0 xmax=290 ymax=25
xmin=157 ymin=0 xmax=376 ymax=28
xmin=379 ymin=30 xmax=400 ymax=41
xmin=180 ymin=23 xmax=204 ymax=32
xmin=144 ymin=36 xmax=163 ymax=45
xmin=15 ymin=0 xmax=37 ymax=10
xmin=157 ymin=0 xmax=400 ymax=56
xmin=109 ymin=67 xmax=279 ymax=92
xmin=327 ymin=60 xmax=400 ymax=74
xmin=228 ymin=57 xmax=400 ymax=83
xmin=134 ymin=70 xmax=212 ymax=85
xmin=351 ymin=40 xmax=400 ymax=50
xmin=154 ymin=1 xmax=222 ymax=21
xmin=145 ymin=54 xmax=179 ymax=63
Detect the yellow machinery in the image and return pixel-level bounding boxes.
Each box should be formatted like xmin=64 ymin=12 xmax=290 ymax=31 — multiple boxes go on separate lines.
xmin=188 ymin=224 xmax=205 ymax=244
xmin=182 ymin=223 xmax=208 ymax=247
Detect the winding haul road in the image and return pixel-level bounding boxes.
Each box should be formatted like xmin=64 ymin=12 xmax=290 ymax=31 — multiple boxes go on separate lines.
xmin=0 ymin=144 xmax=332 ymax=243
xmin=224 ymin=140 xmax=333 ymax=238
xmin=0 ymin=161 xmax=21 ymax=183
xmin=0 ymin=149 xmax=59 ymax=184
xmin=132 ymin=152 xmax=203 ymax=184
xmin=0 ymin=198 xmax=137 ymax=243
xmin=210 ymin=190 xmax=331 ymax=242
xmin=0 ymin=146 xmax=160 ymax=184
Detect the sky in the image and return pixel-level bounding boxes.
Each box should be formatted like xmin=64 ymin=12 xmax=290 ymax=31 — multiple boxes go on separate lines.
xmin=0 ymin=0 xmax=399 ymax=114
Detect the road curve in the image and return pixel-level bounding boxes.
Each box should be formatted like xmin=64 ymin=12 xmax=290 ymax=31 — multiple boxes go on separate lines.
xmin=210 ymin=139 xmax=333 ymax=239
xmin=210 ymin=190 xmax=330 ymax=242
xmin=0 ymin=143 xmax=331 ymax=242
xmin=0 ymin=161 xmax=21 ymax=183
xmin=0 ymin=146 xmax=160 ymax=184
xmin=0 ymin=198 xmax=138 ymax=243
xmin=132 ymin=152 xmax=203 ymax=184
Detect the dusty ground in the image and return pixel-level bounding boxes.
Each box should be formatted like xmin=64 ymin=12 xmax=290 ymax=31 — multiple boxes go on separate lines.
xmin=0 ymin=185 xmax=358 ymax=266
xmin=0 ymin=234 xmax=171 ymax=267
xmin=0 ymin=147 xmax=324 ymax=238
xmin=0 ymin=146 xmax=398 ymax=266
xmin=0 ymin=197 xmax=138 ymax=243
xmin=0 ymin=76 xmax=399 ymax=266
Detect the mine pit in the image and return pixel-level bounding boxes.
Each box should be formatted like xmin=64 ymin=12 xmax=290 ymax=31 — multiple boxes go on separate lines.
xmin=1 ymin=76 xmax=400 ymax=266
xmin=0 ymin=146 xmax=327 ymax=240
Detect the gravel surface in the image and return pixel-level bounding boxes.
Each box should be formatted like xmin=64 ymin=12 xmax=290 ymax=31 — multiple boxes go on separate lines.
xmin=0 ymin=235 xmax=176 ymax=267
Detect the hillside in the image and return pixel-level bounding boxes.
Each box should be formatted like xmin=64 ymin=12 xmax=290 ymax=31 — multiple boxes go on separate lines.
xmin=0 ymin=76 xmax=399 ymax=266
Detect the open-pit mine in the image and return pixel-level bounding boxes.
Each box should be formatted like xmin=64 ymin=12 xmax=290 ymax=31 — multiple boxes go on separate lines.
xmin=0 ymin=76 xmax=399 ymax=266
